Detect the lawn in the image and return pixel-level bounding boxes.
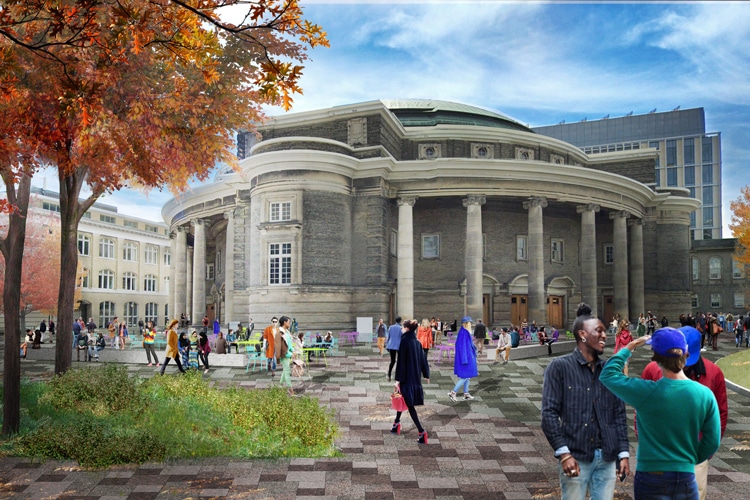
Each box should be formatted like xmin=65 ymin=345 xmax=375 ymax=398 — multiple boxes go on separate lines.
xmin=0 ymin=364 xmax=339 ymax=467
xmin=717 ymin=348 xmax=750 ymax=389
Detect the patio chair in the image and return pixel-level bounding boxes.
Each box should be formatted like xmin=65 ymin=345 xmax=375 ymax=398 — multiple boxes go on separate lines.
xmin=245 ymin=346 xmax=265 ymax=373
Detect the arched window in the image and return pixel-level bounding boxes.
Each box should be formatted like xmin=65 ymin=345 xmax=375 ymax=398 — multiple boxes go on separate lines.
xmin=144 ymin=274 xmax=157 ymax=292
xmin=691 ymin=258 xmax=700 ymax=281
xmin=123 ymin=272 xmax=137 ymax=291
xmin=123 ymin=242 xmax=138 ymax=262
xmin=145 ymin=303 xmax=158 ymax=325
xmin=77 ymin=234 xmax=91 ymax=256
xmin=98 ymin=269 xmax=115 ymax=289
xmin=709 ymin=257 xmax=721 ymax=280
xmin=123 ymin=302 xmax=138 ymax=327
xmin=99 ymin=301 xmax=116 ymax=328
xmin=99 ymin=237 xmax=115 ymax=258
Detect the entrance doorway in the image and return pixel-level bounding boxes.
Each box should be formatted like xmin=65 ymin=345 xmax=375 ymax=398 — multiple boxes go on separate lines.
xmin=603 ymin=295 xmax=614 ymax=324
xmin=547 ymin=296 xmax=563 ymax=328
xmin=511 ymin=295 xmax=528 ymax=327
xmin=483 ymin=294 xmax=491 ymax=324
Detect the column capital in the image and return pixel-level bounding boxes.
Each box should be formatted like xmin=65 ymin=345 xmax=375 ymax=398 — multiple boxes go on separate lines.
xmin=627 ymin=217 xmax=643 ymax=227
xmin=576 ymin=203 xmax=601 ymax=214
xmin=191 ymin=218 xmax=208 ymax=228
xmin=609 ymin=210 xmax=631 ymax=220
xmin=523 ymin=196 xmax=547 ymax=210
xmin=462 ymin=195 xmax=486 ymax=207
xmin=176 ymin=225 xmax=189 ymax=233
xmin=397 ymin=196 xmax=418 ymax=207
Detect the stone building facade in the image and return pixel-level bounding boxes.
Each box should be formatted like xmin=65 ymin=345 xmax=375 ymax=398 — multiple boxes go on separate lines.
xmin=162 ymin=99 xmax=700 ymax=331
xmin=691 ymin=238 xmax=749 ymax=315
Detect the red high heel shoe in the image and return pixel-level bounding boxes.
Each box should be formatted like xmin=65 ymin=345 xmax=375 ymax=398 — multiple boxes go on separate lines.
xmin=390 ymin=422 xmax=401 ymax=435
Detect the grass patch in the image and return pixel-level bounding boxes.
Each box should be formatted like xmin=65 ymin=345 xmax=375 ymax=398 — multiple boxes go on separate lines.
xmin=0 ymin=365 xmax=338 ymax=467
xmin=717 ymin=348 xmax=750 ymax=388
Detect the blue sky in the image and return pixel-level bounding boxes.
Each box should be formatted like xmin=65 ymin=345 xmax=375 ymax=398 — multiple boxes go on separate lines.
xmin=32 ymin=1 xmax=750 ymax=235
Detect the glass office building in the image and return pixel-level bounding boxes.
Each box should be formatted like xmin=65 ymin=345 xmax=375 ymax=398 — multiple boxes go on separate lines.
xmin=533 ymin=108 xmax=721 ymax=240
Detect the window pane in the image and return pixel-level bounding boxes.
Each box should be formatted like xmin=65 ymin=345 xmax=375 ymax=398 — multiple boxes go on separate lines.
xmin=702 ymin=164 xmax=713 ymax=184
xmin=684 ymin=166 xmax=695 ymax=186
xmin=516 ymin=236 xmax=527 ymax=260
xmin=735 ymin=292 xmax=744 ymax=308
xmin=422 ymin=235 xmax=439 ymax=259
xmin=667 ymin=167 xmax=677 ymax=186
xmin=702 ymin=186 xmax=713 ymax=205
xmin=709 ymin=258 xmax=721 ymax=279
xmin=703 ymin=207 xmax=713 ymax=227
xmin=692 ymin=258 xmax=699 ymax=280
xmin=666 ymin=139 xmax=677 ymax=166
xmin=702 ymin=136 xmax=713 ymax=163
xmin=684 ymin=138 xmax=695 ymax=165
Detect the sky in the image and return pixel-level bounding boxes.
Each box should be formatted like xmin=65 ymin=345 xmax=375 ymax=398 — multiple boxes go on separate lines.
xmin=31 ymin=1 xmax=750 ymax=236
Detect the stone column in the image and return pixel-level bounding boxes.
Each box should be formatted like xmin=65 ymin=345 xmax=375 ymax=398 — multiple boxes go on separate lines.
xmin=223 ymin=210 xmax=235 ymax=327
xmin=186 ymin=247 xmax=193 ymax=322
xmin=463 ymin=195 xmax=486 ymax=321
xmin=523 ymin=197 xmax=547 ymax=324
xmin=628 ymin=218 xmax=645 ymax=322
xmin=169 ymin=231 xmax=177 ymax=322
xmin=577 ymin=204 xmax=600 ymax=316
xmin=191 ymin=219 xmax=207 ymax=326
xmin=610 ymin=211 xmax=630 ymax=318
xmin=397 ymin=196 xmax=417 ymax=319
xmin=174 ymin=226 xmax=188 ymax=320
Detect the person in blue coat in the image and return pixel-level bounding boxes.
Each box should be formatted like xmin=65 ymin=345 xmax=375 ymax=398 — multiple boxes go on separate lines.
xmin=386 ymin=316 xmax=403 ymax=382
xmin=448 ymin=316 xmax=479 ymax=402
xmin=392 ymin=319 xmax=430 ymax=444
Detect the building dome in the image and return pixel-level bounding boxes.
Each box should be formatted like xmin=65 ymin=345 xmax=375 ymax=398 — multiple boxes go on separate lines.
xmin=380 ymin=98 xmax=532 ymax=132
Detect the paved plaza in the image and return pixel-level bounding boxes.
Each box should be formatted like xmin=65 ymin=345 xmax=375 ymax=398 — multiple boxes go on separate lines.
xmin=1 ymin=335 xmax=750 ymax=499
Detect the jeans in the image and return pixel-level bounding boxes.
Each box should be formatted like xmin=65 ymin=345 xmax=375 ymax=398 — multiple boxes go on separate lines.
xmin=634 ymin=471 xmax=698 ymax=500
xmin=558 ymin=448 xmax=615 ymax=500
xmin=452 ymin=378 xmax=471 ymax=394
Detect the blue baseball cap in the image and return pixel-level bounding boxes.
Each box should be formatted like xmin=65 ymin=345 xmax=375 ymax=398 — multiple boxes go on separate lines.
xmin=678 ymin=326 xmax=702 ymax=366
xmin=646 ymin=327 xmax=687 ymax=357
xmin=461 ymin=316 xmax=473 ymax=324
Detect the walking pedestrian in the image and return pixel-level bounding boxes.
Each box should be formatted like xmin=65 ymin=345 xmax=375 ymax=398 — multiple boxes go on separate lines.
xmin=391 ymin=319 xmax=430 ymax=444
xmin=376 ymin=318 xmax=387 ymax=356
xmin=160 ymin=319 xmax=186 ymax=375
xmin=143 ymin=321 xmax=160 ymax=367
xmin=275 ymin=316 xmax=295 ymax=395
xmin=447 ymin=316 xmax=478 ymax=402
xmin=386 ymin=316 xmax=403 ymax=382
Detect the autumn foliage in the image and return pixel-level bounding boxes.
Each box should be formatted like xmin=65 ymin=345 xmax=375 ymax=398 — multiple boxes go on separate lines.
xmin=0 ymin=0 xmax=327 ymax=434
xmin=730 ymin=186 xmax=750 ymax=265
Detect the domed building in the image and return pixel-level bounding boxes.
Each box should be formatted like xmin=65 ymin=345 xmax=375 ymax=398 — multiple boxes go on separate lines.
xmin=162 ymin=99 xmax=699 ymax=331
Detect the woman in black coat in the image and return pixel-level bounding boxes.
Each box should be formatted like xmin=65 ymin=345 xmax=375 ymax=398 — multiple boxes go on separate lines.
xmin=392 ymin=319 xmax=431 ymax=444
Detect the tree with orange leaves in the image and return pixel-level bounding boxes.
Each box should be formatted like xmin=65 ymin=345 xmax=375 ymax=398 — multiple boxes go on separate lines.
xmin=0 ymin=0 xmax=327 ymax=435
xmin=730 ymin=186 xmax=750 ymax=265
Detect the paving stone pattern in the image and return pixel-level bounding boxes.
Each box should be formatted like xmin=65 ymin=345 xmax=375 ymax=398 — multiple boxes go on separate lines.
xmin=2 ymin=335 xmax=750 ymax=499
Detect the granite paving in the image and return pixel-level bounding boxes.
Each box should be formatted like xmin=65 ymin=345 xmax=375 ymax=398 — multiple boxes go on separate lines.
xmin=2 ymin=334 xmax=749 ymax=499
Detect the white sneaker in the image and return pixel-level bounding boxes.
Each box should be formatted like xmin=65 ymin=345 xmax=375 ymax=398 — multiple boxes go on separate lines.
xmin=701 ymin=347 xmax=707 ymax=352
xmin=448 ymin=391 xmax=457 ymax=403
xmin=463 ymin=393 xmax=475 ymax=400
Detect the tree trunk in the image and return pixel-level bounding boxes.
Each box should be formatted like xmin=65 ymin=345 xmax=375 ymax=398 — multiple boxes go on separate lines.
xmin=2 ymin=174 xmax=31 ymax=437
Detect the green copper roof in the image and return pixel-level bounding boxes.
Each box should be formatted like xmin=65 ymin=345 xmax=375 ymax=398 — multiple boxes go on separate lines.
xmin=381 ymin=99 xmax=533 ymax=133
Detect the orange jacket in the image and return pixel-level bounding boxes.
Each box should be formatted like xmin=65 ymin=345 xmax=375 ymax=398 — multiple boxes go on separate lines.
xmin=417 ymin=326 xmax=433 ymax=349
xmin=263 ymin=325 xmax=276 ymax=358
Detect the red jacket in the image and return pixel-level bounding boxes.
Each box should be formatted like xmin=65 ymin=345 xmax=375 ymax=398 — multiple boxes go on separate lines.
xmin=638 ymin=357 xmax=728 ymax=438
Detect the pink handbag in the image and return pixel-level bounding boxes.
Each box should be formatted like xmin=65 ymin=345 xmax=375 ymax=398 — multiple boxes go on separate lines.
xmin=391 ymin=387 xmax=408 ymax=412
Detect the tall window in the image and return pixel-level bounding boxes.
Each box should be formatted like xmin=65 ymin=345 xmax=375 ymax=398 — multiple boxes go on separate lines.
xmin=98 ymin=270 xmax=114 ymax=289
xmin=733 ymin=260 xmax=744 ymax=279
xmin=99 ymin=301 xmax=116 ymax=328
xmin=702 ymin=186 xmax=713 ymax=206
xmin=123 ymin=302 xmax=138 ymax=327
xmin=80 ymin=268 xmax=90 ymax=288
xmin=78 ymin=234 xmax=91 ymax=256
xmin=164 ymin=276 xmax=170 ymax=295
xmin=122 ymin=272 xmax=137 ymax=291
xmin=206 ymin=263 xmax=215 ymax=280
xmin=691 ymin=258 xmax=700 ymax=281
xmin=683 ymin=138 xmax=695 ymax=165
xmin=702 ymin=136 xmax=713 ymax=163
xmin=123 ymin=242 xmax=138 ymax=261
xmin=144 ymin=274 xmax=157 ymax=292
xmin=422 ymin=234 xmax=440 ymax=259
xmin=390 ymin=229 xmax=398 ymax=256
xmin=270 ymin=201 xmax=291 ymax=222
xmin=604 ymin=244 xmax=614 ymax=265
xmin=666 ymin=139 xmax=677 ymax=166
xmin=684 ymin=165 xmax=695 ymax=186
xmin=145 ymin=303 xmax=158 ymax=325
xmin=551 ymin=239 xmax=564 ymax=263
xmin=690 ymin=211 xmax=696 ymax=228
xmin=667 ymin=167 xmax=678 ymax=186
xmin=691 ymin=295 xmax=699 ymax=308
xmin=734 ymin=292 xmax=744 ymax=309
xmin=144 ymin=245 xmax=158 ymax=265
xmin=709 ymin=257 xmax=721 ymax=280
xmin=516 ymin=235 xmax=527 ymax=261
xmin=702 ymin=164 xmax=713 ymax=184
xmin=269 ymin=243 xmax=292 ymax=285
xmin=164 ymin=248 xmax=171 ymax=266
xmin=99 ymin=237 xmax=115 ymax=258
xmin=164 ymin=304 xmax=169 ymax=326
xmin=710 ymin=293 xmax=721 ymax=309
xmin=703 ymin=207 xmax=714 ymax=227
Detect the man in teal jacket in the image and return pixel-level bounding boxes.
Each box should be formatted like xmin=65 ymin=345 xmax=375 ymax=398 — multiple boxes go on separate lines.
xmin=600 ymin=327 xmax=720 ymax=499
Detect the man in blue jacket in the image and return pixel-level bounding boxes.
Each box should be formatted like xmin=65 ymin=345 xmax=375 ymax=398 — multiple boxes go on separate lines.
xmin=386 ymin=316 xmax=403 ymax=382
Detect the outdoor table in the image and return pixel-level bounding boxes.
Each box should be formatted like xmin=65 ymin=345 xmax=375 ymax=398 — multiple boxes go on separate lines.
xmin=302 ymin=347 xmax=328 ymax=367
xmin=339 ymin=331 xmax=359 ymax=346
